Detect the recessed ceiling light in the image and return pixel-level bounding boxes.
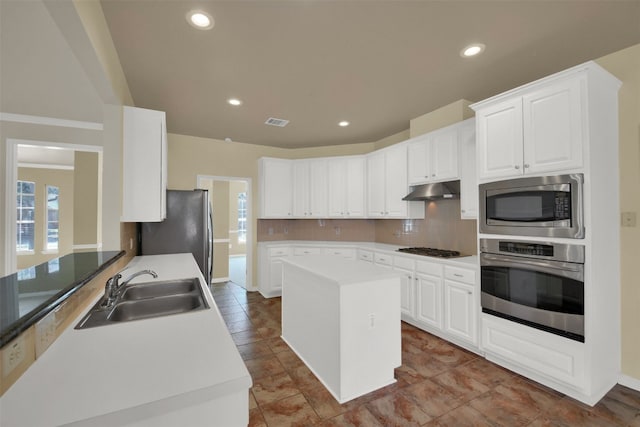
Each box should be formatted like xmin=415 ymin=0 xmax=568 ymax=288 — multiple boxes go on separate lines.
xmin=338 ymin=121 xmax=350 ymax=127
xmin=461 ymin=43 xmax=485 ymax=58
xmin=227 ymin=98 xmax=242 ymax=106
xmin=187 ymin=10 xmax=214 ymax=30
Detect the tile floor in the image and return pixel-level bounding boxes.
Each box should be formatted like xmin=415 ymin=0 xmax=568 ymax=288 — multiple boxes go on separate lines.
xmin=212 ymin=281 xmax=640 ymax=427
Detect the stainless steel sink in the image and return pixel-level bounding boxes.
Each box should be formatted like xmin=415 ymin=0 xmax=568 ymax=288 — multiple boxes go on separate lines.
xmin=75 ymin=277 xmax=209 ymax=329
xmin=109 ymin=294 xmax=205 ymax=322
xmin=120 ymin=278 xmax=199 ymax=300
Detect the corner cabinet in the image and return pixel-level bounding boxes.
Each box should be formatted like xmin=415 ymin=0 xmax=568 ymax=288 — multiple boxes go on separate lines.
xmin=327 ymin=156 xmax=366 ymax=218
xmin=366 ymin=144 xmax=424 ymax=219
xmin=121 ymin=106 xmax=167 ymax=222
xmin=473 ymin=72 xmax=585 ymax=181
xmin=259 ymin=158 xmax=293 ymax=218
xmin=293 ymin=159 xmax=328 ymax=218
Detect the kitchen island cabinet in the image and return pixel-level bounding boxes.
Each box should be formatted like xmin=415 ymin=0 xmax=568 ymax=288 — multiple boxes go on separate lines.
xmin=281 ymin=255 xmax=401 ymax=403
xmin=0 ymin=254 xmax=251 ymax=427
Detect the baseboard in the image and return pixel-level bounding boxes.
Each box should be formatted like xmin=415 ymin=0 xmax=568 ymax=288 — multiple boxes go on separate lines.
xmin=211 ymin=277 xmax=230 ymax=284
xmin=619 ymin=374 xmax=640 ymax=392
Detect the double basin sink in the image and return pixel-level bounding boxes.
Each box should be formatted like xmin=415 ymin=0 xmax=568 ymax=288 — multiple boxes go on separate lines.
xmin=75 ymin=277 xmax=209 ymax=329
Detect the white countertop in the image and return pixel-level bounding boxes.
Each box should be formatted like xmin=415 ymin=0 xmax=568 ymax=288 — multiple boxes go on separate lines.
xmin=282 ymin=255 xmax=402 ymax=286
xmin=259 ymin=240 xmax=479 ymax=268
xmin=1 ymin=253 xmax=251 ymax=427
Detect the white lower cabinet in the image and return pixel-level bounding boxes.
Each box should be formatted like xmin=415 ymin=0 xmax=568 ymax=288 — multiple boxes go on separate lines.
xmin=444 ymin=280 xmax=476 ymax=344
xmin=393 ymin=256 xmax=415 ymax=319
xmin=443 ymin=266 xmax=477 ymax=345
xmin=403 ymin=259 xmax=479 ymax=351
xmin=258 ymin=246 xmax=291 ymax=297
xmin=415 ymin=273 xmax=442 ymax=330
xmin=258 ymin=242 xmax=480 ymax=352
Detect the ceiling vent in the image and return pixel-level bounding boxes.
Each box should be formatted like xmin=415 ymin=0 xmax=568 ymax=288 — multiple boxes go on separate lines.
xmin=265 ymin=117 xmax=289 ymax=127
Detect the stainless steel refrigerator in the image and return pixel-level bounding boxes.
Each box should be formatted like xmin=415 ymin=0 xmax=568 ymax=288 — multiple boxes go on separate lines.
xmin=139 ymin=189 xmax=212 ymax=284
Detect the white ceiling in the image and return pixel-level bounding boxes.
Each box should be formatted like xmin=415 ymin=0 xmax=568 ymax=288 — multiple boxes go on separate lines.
xmin=1 ymin=1 xmax=639 ymax=149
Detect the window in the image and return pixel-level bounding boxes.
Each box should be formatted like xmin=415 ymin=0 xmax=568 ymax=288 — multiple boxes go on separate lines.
xmin=17 ymin=180 xmax=35 ymax=252
xmin=237 ymin=192 xmax=247 ymax=243
xmin=46 ymin=186 xmax=59 ymax=251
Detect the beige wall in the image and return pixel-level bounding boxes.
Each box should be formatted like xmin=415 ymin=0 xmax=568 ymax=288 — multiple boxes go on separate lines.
xmin=410 ymin=99 xmax=474 ymax=138
xmin=73 ymin=151 xmax=99 ymax=248
xmin=596 ymin=44 xmax=640 ymax=381
xmin=229 ymin=180 xmax=248 ymax=256
xmin=16 ymin=167 xmax=74 ymax=269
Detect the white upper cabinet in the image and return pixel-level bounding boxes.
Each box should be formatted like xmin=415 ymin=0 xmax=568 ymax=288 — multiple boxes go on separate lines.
xmin=458 ymin=119 xmax=477 ymax=219
xmin=522 ymin=78 xmax=583 ymax=175
xmin=293 ymin=159 xmax=328 ymax=218
xmin=367 ymin=144 xmax=424 ymax=219
xmin=259 ymin=158 xmax=293 ymax=218
xmin=121 ymin=106 xmax=167 ymax=222
xmin=327 ymin=156 xmax=366 ymax=218
xmin=407 ymin=124 xmax=459 ymax=185
xmin=474 ymin=73 xmax=585 ymax=181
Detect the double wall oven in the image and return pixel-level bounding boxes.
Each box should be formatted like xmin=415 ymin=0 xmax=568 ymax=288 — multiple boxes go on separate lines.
xmin=479 ymin=174 xmax=586 ymax=342
xmin=480 ymin=239 xmax=585 ymax=342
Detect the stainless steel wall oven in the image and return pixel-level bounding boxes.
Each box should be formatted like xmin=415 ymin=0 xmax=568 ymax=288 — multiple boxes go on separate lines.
xmin=480 ymin=238 xmax=585 ymax=342
xmin=479 ymin=174 xmax=584 ymax=239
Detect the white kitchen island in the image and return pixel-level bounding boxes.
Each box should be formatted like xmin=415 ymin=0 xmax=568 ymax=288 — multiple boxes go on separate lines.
xmin=1 ymin=254 xmax=251 ymax=427
xmin=281 ymin=255 xmax=401 ymax=403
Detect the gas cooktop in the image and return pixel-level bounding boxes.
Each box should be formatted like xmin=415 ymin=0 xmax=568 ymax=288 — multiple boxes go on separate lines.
xmin=397 ymin=247 xmax=463 ymax=258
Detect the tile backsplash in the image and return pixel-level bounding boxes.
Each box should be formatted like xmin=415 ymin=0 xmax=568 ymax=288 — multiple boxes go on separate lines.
xmin=257 ymin=199 xmax=477 ymax=255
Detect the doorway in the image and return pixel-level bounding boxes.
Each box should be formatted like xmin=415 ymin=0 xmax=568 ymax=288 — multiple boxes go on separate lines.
xmin=5 ymin=139 xmax=102 ymax=274
xmin=197 ymin=175 xmax=252 ymax=290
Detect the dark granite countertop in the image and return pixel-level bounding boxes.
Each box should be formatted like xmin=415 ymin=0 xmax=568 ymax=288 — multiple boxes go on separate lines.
xmin=0 ymin=250 xmax=125 ymax=348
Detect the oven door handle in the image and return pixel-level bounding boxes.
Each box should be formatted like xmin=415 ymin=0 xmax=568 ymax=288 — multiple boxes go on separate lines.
xmin=480 ymin=253 xmax=584 ymax=281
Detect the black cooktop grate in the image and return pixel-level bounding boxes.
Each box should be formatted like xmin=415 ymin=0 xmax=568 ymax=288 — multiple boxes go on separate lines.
xmin=397 ymin=247 xmax=462 ymax=258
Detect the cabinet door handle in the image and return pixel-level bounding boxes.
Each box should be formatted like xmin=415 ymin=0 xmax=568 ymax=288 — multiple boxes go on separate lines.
xmin=432 ymin=174 xmax=436 ymax=177
xmin=524 ymin=164 xmax=530 ymax=169
xmin=454 ymin=273 xmax=463 ymax=277
xmin=467 ymin=291 xmax=472 ymax=295
xmin=514 ymin=165 xmax=520 ymax=170
xmin=424 ymin=175 xmax=429 ymax=178
xmin=461 ymin=209 xmax=466 ymax=213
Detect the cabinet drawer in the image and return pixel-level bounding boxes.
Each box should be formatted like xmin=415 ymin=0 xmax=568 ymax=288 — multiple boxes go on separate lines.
xmin=393 ymin=256 xmax=414 ymax=271
xmin=268 ymin=247 xmax=290 ymax=257
xmin=294 ymin=247 xmax=322 ymax=256
xmin=445 ymin=266 xmax=476 ymax=285
xmin=374 ymin=253 xmax=393 ymax=266
xmin=325 ymin=248 xmax=356 ymax=258
xmin=358 ymin=250 xmax=374 ymax=262
xmin=416 ymin=260 xmax=442 ymax=277
xmin=482 ymin=314 xmax=585 ymax=389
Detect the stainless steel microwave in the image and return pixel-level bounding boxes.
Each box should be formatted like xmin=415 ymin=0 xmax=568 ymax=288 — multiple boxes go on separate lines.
xmin=479 ymin=174 xmax=584 ymax=239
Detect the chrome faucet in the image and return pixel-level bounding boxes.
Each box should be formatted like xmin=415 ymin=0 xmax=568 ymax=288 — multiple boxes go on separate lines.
xmin=102 ymin=269 xmax=158 ymax=308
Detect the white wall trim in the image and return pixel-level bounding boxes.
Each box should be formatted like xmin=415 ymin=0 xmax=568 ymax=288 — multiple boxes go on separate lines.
xmin=619 ymin=374 xmax=640 ymax=392
xmin=5 ymin=140 xmax=18 ymax=274
xmin=0 ymin=112 xmax=103 ymax=131
xmin=211 ymin=277 xmax=230 ymax=284
xmin=18 ymin=162 xmax=74 ymax=170
xmin=197 ymin=174 xmax=254 ymax=291
xmin=213 ymin=238 xmax=231 ymax=243
xmin=72 ymin=243 xmax=102 ymax=250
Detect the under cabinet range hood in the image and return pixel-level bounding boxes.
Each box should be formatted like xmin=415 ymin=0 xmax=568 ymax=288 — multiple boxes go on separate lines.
xmin=402 ymin=180 xmax=460 ymax=201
